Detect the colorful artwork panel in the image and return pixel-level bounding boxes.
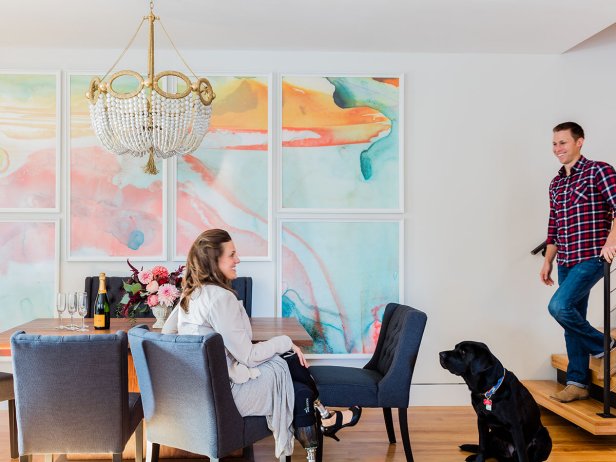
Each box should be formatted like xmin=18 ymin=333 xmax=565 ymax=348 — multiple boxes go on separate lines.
xmin=69 ymin=74 xmax=165 ymax=260
xmin=281 ymin=76 xmax=401 ymax=211
xmin=0 ymin=221 xmax=57 ymax=332
xmin=175 ymin=76 xmax=270 ymax=260
xmin=0 ymin=73 xmax=58 ymax=211
xmin=281 ymin=221 xmax=401 ymax=354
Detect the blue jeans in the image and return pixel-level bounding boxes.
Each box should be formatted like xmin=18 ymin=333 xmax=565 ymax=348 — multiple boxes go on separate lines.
xmin=548 ymin=257 xmax=605 ymax=387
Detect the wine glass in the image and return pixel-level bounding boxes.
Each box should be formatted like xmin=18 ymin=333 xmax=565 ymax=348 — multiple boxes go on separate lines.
xmin=77 ymin=292 xmax=89 ymax=331
xmin=67 ymin=292 xmax=78 ymax=330
xmin=55 ymin=293 xmax=66 ymax=329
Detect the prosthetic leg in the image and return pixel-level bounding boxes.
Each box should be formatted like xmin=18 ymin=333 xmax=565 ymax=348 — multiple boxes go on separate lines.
xmin=293 ymin=382 xmax=319 ymax=462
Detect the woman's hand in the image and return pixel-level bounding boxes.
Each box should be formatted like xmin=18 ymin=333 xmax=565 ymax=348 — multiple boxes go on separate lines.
xmin=292 ymin=343 xmax=308 ymax=367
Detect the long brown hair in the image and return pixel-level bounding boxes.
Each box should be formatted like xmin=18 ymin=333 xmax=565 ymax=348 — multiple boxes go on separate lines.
xmin=180 ymin=229 xmax=233 ymax=312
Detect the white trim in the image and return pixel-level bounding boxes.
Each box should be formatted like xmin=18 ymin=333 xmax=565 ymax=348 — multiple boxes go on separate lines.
xmin=64 ymin=71 xmax=168 ymax=262
xmin=0 ymin=70 xmax=61 ymax=213
xmin=172 ymin=73 xmax=273 ymax=262
xmin=278 ymin=74 xmax=404 ymax=213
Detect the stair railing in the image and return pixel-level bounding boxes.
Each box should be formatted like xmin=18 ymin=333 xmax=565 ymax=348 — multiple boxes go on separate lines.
xmin=532 ymin=241 xmax=616 ymax=417
xmin=599 ymin=258 xmax=615 ymax=418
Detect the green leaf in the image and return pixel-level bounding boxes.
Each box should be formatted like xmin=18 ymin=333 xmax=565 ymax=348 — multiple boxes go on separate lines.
xmin=119 ymin=293 xmax=130 ymax=304
xmin=123 ymin=282 xmax=142 ymax=295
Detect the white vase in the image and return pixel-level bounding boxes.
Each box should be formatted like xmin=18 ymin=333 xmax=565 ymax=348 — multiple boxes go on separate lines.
xmin=151 ymin=304 xmax=171 ymax=328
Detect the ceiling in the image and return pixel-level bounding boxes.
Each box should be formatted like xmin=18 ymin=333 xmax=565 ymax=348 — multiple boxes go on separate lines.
xmin=2 ymin=0 xmax=616 ymax=54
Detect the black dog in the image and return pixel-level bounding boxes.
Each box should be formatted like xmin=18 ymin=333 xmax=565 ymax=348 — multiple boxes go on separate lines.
xmin=439 ymin=341 xmax=552 ymax=462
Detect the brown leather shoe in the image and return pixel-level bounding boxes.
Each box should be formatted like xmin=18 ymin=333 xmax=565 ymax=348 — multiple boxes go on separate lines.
xmin=549 ymin=384 xmax=589 ymax=403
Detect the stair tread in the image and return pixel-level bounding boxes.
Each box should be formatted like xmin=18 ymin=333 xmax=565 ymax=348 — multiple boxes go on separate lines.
xmin=551 ymin=354 xmax=616 ymax=389
xmin=523 ymin=380 xmax=616 ymax=435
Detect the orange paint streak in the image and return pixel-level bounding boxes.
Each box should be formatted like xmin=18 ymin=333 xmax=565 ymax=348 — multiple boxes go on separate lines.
xmin=283 ymin=125 xmax=390 ymax=148
xmin=373 ymin=78 xmax=399 ymax=87
xmin=281 ymin=81 xmax=388 ymax=129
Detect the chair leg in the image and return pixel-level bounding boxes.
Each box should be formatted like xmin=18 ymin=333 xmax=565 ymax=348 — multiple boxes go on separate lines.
xmin=242 ymin=444 xmax=254 ymax=461
xmin=382 ymin=407 xmax=396 ymax=444
xmin=134 ymin=421 xmax=144 ymax=462
xmin=8 ymin=399 xmax=18 ymax=459
xmin=316 ymin=412 xmax=323 ymax=462
xmin=19 ymin=455 xmax=31 ymax=462
xmin=112 ymin=453 xmax=122 ymax=462
xmin=43 ymin=455 xmax=53 ymax=462
xmin=146 ymin=441 xmax=160 ymax=462
xmin=398 ymin=408 xmax=413 ymax=462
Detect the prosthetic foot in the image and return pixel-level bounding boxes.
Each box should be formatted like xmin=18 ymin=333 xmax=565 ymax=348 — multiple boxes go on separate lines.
xmin=295 ymin=424 xmax=319 ymax=462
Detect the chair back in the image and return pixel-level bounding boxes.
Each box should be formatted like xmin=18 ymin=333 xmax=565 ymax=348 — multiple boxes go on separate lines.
xmin=85 ymin=276 xmax=252 ymax=318
xmin=231 ymin=277 xmax=253 ymax=316
xmin=11 ymin=331 xmax=132 ymax=454
xmin=128 ymin=326 xmax=246 ymax=458
xmin=364 ymin=303 xmax=427 ymax=408
xmin=85 ymin=276 xmax=150 ymax=318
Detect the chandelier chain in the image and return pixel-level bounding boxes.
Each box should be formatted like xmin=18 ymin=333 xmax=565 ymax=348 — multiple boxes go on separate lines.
xmin=101 ymin=17 xmax=147 ymax=82
xmin=159 ymin=19 xmax=199 ymax=81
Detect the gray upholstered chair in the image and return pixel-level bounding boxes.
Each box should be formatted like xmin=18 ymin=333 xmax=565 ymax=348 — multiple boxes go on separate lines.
xmin=309 ymin=303 xmax=427 ymax=462
xmin=0 ymin=372 xmax=17 ymax=459
xmin=11 ymin=331 xmax=144 ymax=462
xmin=128 ymin=325 xmax=291 ymax=462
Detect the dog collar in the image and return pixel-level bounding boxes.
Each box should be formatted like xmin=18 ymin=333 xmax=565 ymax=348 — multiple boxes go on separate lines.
xmin=482 ymin=369 xmax=506 ymax=411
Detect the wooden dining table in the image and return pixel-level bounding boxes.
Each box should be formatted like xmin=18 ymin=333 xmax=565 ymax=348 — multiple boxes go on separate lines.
xmin=0 ymin=316 xmax=313 ymax=391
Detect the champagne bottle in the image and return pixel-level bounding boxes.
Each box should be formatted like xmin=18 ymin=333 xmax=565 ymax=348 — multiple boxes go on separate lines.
xmin=93 ymin=272 xmax=110 ymax=330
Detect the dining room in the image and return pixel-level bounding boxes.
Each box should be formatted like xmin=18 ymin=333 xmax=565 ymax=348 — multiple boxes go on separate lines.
xmin=4 ymin=0 xmax=616 ymax=461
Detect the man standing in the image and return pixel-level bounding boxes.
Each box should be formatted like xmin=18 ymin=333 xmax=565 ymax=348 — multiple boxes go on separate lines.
xmin=541 ymin=122 xmax=616 ymax=403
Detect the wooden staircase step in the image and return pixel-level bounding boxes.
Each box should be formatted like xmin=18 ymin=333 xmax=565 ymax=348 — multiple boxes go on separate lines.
xmin=551 ymin=354 xmax=616 ymax=389
xmin=523 ymin=380 xmax=616 ymax=435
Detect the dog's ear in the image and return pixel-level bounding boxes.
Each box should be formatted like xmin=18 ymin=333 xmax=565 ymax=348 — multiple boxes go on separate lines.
xmin=469 ymin=344 xmax=497 ymax=376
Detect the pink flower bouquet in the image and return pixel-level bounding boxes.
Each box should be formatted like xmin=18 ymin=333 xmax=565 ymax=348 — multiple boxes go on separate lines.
xmin=118 ymin=260 xmax=185 ymax=318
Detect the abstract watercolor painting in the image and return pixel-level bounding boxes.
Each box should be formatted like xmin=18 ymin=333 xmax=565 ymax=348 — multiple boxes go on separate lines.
xmin=281 ymin=76 xmax=401 ymax=211
xmin=175 ymin=75 xmax=270 ymax=260
xmin=0 ymin=221 xmax=57 ymax=332
xmin=281 ymin=220 xmax=401 ymax=354
xmin=68 ymin=74 xmax=165 ymax=260
xmin=0 ymin=73 xmax=59 ymax=211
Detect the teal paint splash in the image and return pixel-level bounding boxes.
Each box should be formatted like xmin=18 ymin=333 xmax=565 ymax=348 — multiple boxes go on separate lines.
xmin=127 ymin=230 xmax=144 ymax=250
xmin=326 ymin=77 xmax=398 ymax=181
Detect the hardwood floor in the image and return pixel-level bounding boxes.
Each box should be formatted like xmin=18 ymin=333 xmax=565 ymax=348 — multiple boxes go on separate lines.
xmin=2 ymin=407 xmax=616 ymax=461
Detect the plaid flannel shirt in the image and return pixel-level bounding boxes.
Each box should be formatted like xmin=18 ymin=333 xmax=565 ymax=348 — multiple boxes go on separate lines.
xmin=547 ymin=155 xmax=616 ymax=267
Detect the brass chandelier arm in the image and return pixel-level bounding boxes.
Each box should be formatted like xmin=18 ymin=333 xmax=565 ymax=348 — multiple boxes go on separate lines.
xmin=108 ymin=71 xmax=145 ymax=99
xmin=153 ymin=71 xmax=191 ymax=99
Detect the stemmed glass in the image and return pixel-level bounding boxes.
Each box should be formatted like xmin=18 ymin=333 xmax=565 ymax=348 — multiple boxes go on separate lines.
xmin=55 ymin=293 xmax=66 ymax=329
xmin=76 ymin=292 xmax=89 ymax=331
xmin=67 ymin=292 xmax=78 ymax=330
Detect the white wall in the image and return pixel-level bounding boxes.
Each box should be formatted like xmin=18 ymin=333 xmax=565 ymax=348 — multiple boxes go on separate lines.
xmin=2 ymin=37 xmax=616 ymax=404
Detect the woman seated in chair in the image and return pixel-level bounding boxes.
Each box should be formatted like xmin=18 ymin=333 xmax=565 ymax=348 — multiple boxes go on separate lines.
xmin=162 ymin=229 xmax=360 ymax=461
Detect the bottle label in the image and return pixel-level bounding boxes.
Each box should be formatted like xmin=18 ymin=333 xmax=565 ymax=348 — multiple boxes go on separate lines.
xmin=94 ymin=314 xmax=106 ymax=328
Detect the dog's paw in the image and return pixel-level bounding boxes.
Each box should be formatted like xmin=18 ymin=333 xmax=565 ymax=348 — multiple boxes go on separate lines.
xmin=465 ymin=455 xmax=486 ymax=462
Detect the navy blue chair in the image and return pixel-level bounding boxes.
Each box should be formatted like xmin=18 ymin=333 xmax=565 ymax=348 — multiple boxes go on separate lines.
xmin=309 ymin=303 xmax=427 ymax=462
xmin=128 ymin=325 xmax=290 ymax=462
xmin=232 ymin=276 xmax=253 ymax=317
xmin=11 ymin=331 xmax=144 ymax=462
xmin=0 ymin=372 xmax=17 ymax=459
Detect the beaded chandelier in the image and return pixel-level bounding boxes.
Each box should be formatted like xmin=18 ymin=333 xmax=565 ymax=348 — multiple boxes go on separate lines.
xmin=86 ymin=1 xmax=215 ymax=174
